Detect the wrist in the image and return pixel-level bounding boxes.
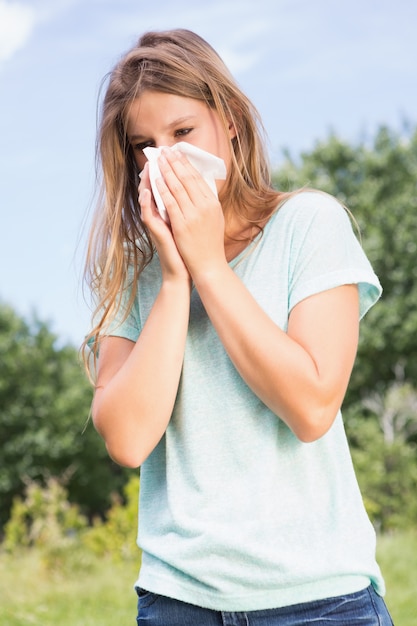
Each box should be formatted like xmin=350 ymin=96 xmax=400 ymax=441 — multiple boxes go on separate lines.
xmin=161 ymin=275 xmax=192 ymax=294
xmin=191 ymin=260 xmax=231 ymax=290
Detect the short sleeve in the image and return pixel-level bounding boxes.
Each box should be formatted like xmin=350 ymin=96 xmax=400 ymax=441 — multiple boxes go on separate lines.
xmin=286 ymin=192 xmax=382 ymax=319
xmin=105 ymin=287 xmax=140 ymax=341
xmin=89 ymin=269 xmax=141 ymax=346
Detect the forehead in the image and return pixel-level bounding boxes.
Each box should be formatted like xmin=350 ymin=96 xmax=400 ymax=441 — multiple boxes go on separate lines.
xmin=126 ymin=92 xmax=210 ymax=133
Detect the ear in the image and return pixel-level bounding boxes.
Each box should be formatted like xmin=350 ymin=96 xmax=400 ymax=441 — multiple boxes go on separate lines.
xmin=227 ymin=118 xmax=237 ymax=140
xmin=223 ymin=99 xmax=238 ymax=140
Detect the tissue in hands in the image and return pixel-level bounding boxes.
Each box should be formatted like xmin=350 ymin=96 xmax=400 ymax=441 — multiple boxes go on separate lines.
xmin=142 ymin=142 xmax=227 ymax=223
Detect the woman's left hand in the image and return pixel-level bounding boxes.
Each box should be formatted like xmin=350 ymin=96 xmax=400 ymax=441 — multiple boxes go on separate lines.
xmin=155 ymin=148 xmax=228 ymax=278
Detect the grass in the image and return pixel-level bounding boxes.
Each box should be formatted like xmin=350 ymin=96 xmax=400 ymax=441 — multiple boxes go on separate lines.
xmin=376 ymin=530 xmax=417 ymax=625
xmin=1 ymin=531 xmax=415 ymax=625
xmin=1 ymin=547 xmax=139 ymax=626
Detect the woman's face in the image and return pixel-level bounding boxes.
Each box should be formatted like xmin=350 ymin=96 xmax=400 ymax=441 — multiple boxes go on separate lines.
xmin=126 ymin=91 xmax=235 ymax=193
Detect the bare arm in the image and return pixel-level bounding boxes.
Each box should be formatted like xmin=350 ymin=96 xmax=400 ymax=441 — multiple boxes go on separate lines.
xmin=157 ymin=149 xmax=360 ymax=441
xmin=92 ymin=164 xmax=191 ymax=467
xmin=92 ymin=279 xmax=191 ymax=467
xmin=193 ymin=267 xmax=359 ymax=441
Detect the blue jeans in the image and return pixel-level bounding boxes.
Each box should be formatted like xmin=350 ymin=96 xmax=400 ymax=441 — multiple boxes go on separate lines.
xmin=136 ymin=585 xmax=393 ymax=625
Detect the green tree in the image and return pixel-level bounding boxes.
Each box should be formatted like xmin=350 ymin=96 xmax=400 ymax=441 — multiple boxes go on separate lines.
xmin=273 ymin=124 xmax=417 ymax=404
xmin=273 ymin=125 xmax=417 ymax=531
xmin=0 ymin=302 xmax=130 ymax=531
xmin=345 ymin=405 xmax=417 ymax=532
xmin=347 ymin=374 xmax=417 ymax=531
xmin=362 ymin=365 xmax=417 ymax=445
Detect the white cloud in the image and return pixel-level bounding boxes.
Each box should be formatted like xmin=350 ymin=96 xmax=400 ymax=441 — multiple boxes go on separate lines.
xmin=0 ymin=0 xmax=36 ymax=63
xmin=98 ymin=2 xmax=275 ymax=77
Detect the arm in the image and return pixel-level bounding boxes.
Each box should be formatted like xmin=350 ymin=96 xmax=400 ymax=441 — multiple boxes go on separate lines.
xmin=156 ymin=149 xmax=360 ymax=441
xmin=92 ymin=279 xmax=191 ymax=468
xmin=92 ymin=166 xmax=191 ymax=467
xmin=193 ymin=268 xmax=359 ymax=441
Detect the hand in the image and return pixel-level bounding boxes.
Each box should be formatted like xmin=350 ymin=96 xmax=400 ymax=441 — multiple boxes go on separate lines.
xmin=155 ymin=149 xmax=228 ymax=279
xmin=139 ymin=162 xmax=190 ymax=284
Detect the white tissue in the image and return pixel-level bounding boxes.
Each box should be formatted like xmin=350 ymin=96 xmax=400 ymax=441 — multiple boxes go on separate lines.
xmin=142 ymin=142 xmax=227 ymax=223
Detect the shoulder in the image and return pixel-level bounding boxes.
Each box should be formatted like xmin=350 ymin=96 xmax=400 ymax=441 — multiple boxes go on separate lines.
xmin=275 ymin=191 xmax=382 ymax=318
xmin=267 ymin=190 xmax=354 ymax=244
xmin=277 ymin=189 xmax=348 ymax=221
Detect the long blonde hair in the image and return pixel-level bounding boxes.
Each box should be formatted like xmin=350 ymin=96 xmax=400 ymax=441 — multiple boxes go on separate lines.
xmin=83 ymin=29 xmax=287 ymax=370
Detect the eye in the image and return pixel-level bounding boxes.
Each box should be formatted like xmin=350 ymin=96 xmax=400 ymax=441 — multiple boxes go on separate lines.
xmin=133 ymin=140 xmax=154 ymax=152
xmin=175 ymin=128 xmax=193 ymax=138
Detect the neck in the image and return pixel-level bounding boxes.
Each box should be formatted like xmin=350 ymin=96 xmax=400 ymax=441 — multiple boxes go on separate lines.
xmin=224 ymin=214 xmax=261 ymax=262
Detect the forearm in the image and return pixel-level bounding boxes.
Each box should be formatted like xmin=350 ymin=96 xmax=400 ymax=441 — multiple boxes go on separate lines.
xmin=193 ymin=264 xmax=358 ymax=442
xmin=93 ymin=280 xmax=191 ymax=466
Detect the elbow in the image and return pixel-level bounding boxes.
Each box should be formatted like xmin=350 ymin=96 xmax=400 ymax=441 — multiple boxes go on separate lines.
xmin=294 ymin=424 xmax=329 ymax=443
xmin=289 ymin=405 xmax=337 ymax=443
xmin=105 ymin=442 xmax=143 ymax=469
xmin=98 ymin=425 xmax=145 ymax=469
xmin=92 ymin=411 xmax=144 ymax=469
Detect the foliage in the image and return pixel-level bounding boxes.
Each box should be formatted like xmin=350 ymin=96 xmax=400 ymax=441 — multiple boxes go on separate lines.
xmin=362 ymin=368 xmax=417 ymax=445
xmin=3 ymin=475 xmax=90 ymax=574
xmin=0 ymin=302 xmax=130 ymax=531
xmin=345 ymin=399 xmax=417 ymax=532
xmin=273 ymin=123 xmax=417 ymax=533
xmin=2 ymin=122 xmax=417 ymax=539
xmin=83 ymin=474 xmax=140 ymax=562
xmin=3 ymin=476 xmax=87 ymax=552
xmin=273 ymin=124 xmax=417 ymax=405
xmin=2 ymin=473 xmax=141 ymax=572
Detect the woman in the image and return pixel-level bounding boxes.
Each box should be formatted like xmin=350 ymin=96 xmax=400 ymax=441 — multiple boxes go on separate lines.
xmin=83 ymin=28 xmax=393 ymax=625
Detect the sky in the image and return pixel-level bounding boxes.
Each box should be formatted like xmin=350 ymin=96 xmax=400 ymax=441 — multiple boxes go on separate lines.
xmin=0 ymin=0 xmax=416 ymax=347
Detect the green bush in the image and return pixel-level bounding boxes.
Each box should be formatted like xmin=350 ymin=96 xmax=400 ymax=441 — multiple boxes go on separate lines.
xmin=3 ymin=476 xmax=89 ymax=572
xmin=83 ymin=475 xmax=140 ymax=562
xmin=345 ymin=411 xmax=417 ymax=531
xmin=3 ymin=476 xmax=87 ymax=552
xmin=2 ymin=474 xmax=141 ymax=572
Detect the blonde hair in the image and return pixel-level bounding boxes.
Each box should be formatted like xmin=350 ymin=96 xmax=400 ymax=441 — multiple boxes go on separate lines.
xmin=83 ymin=29 xmax=288 ymax=371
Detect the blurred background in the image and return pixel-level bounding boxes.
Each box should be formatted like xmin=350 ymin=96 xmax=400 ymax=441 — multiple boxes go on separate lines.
xmin=1 ymin=1 xmax=416 ymax=624
xmin=1 ymin=0 xmax=416 ymax=344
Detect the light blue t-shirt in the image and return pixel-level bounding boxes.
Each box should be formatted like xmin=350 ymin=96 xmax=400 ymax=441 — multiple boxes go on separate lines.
xmin=106 ymin=191 xmax=384 ymax=611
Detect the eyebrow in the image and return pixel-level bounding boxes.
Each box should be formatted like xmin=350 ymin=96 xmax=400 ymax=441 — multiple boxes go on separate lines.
xmin=129 ymin=115 xmax=198 ymax=141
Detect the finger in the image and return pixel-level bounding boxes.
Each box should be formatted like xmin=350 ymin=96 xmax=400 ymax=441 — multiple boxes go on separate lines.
xmin=139 ymin=163 xmax=159 ymax=214
xmin=160 ymin=150 xmax=214 ymax=204
xmin=138 ymin=162 xmax=151 ymax=194
xmin=138 ymin=187 xmax=152 ymax=220
xmin=139 ymin=188 xmax=159 ymax=223
xmin=157 ymin=155 xmax=198 ymax=212
xmin=154 ymin=175 xmax=184 ymax=222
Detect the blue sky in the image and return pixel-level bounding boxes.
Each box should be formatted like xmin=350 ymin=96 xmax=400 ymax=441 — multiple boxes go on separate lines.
xmin=0 ymin=0 xmax=416 ymax=346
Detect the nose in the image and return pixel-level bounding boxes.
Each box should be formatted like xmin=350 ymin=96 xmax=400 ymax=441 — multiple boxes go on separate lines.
xmin=139 ymin=139 xmax=171 ymax=166
xmin=154 ymin=138 xmax=174 ymax=149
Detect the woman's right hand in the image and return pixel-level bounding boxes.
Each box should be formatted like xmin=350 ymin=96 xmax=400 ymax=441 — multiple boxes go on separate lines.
xmin=139 ymin=162 xmax=191 ymax=284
